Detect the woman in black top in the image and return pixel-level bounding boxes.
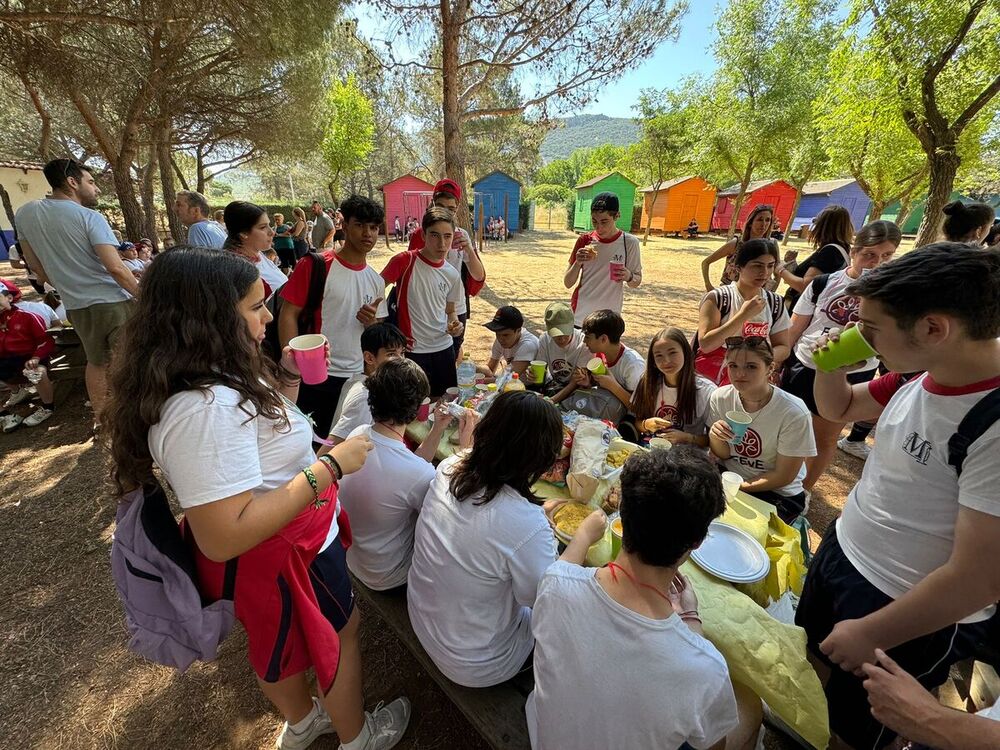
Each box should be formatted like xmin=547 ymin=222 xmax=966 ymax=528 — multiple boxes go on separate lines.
xmin=776 ymin=204 xmax=854 ymax=308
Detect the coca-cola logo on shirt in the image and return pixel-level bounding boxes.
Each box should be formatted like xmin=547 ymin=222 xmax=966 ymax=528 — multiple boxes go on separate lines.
xmin=822 ymin=293 xmax=860 ymax=327
xmin=742 ymin=321 xmax=770 ymax=338
xmin=734 ymin=428 xmax=763 ymax=458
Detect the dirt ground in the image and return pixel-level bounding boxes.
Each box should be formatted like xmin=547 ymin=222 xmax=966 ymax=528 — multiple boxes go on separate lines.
xmin=0 ymin=230 xmax=867 ymax=749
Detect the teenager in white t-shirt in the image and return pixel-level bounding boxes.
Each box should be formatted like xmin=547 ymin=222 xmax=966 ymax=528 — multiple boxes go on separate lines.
xmin=695 ymin=238 xmax=790 ymax=385
xmin=332 ymin=359 xmax=439 ymax=591
xmin=407 ymin=392 xmax=565 ymax=687
xmin=104 ymin=246 xmax=412 ymax=750
xmin=564 ymin=309 xmax=645 ymax=407
xmin=528 ymin=447 xmax=762 ymax=750
xmin=279 ymin=195 xmax=389 ymax=439
xmin=630 ymin=327 xmax=715 ymax=447
xmin=480 ymin=305 xmax=539 ymax=380
xmin=537 ymin=301 xmax=589 ymax=402
xmin=222 ymin=202 xmax=288 ymax=298
xmin=782 ymin=220 xmax=901 ymax=491
xmin=381 ymin=207 xmax=464 ymax=397
xmin=795 ymin=244 xmax=1000 ymax=750
xmin=708 ymin=337 xmax=816 ymax=522
xmin=563 ymin=192 xmax=642 ymax=326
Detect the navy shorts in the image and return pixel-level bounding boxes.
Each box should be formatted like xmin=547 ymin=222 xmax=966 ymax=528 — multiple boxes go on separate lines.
xmin=781 ymin=354 xmax=876 ymax=416
xmin=0 ymin=355 xmax=31 ymax=382
xmin=452 ymin=309 xmax=470 ymax=354
xmin=795 ymin=524 xmax=991 ymax=749
xmin=309 ymin=536 xmax=356 ymax=633
xmin=407 ymin=345 xmax=457 ymax=398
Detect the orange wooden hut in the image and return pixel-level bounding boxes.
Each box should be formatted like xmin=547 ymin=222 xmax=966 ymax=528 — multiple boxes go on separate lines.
xmin=638 ymin=176 xmax=717 ymax=235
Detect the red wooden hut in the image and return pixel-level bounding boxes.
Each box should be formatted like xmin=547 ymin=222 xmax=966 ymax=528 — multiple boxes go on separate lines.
xmin=710 ymin=179 xmax=797 ymax=233
xmin=380 ymin=175 xmax=436 ymax=234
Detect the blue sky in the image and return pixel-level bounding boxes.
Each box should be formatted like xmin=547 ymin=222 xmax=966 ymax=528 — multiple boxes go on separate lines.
xmin=584 ymin=3 xmax=721 ymax=118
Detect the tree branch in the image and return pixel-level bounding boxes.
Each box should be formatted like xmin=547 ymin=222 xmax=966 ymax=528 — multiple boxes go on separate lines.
xmin=953 ymin=73 xmax=1000 ymax=135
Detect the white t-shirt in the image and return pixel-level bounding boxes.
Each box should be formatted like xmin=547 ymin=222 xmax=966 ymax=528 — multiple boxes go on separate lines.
xmin=256 ymin=251 xmax=288 ymax=296
xmin=792 ymin=269 xmax=877 ymax=372
xmin=708 ymin=385 xmax=816 ymax=496
xmin=16 ymin=301 xmax=60 ymax=328
xmin=332 ymin=427 xmax=436 ymax=590
xmin=330 ymin=377 xmax=372 ymax=440
xmin=407 ymin=453 xmax=558 ymax=687
xmin=710 ymin=284 xmax=790 ymax=343
xmin=838 ymin=372 xmax=1000 ymax=622
xmin=383 ymin=252 xmax=463 ymax=354
xmin=526 ymin=562 xmax=738 ymax=750
xmin=331 ymin=371 xmax=366 ymax=427
xmin=607 ymin=345 xmax=645 ymax=392
xmin=490 ymin=329 xmax=540 ymax=366
xmin=655 ymin=376 xmax=716 ymax=436
xmin=320 ymin=256 xmax=388 ymax=377
xmin=147 ymin=386 xmax=340 ymax=538
xmin=122 ymin=258 xmax=145 ymax=273
xmin=569 ymin=231 xmax=642 ymax=325
xmin=535 ymin=331 xmax=588 ymax=387
xmin=445 ymin=228 xmax=474 ymax=316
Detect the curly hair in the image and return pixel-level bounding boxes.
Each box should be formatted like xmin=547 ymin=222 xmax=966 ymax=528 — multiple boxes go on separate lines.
xmin=367 ymin=358 xmax=429 ymax=425
xmin=448 ymin=391 xmax=563 ymax=506
xmin=103 ymin=246 xmax=287 ymax=494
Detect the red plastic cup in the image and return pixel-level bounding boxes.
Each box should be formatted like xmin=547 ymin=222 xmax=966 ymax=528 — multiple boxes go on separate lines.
xmin=417 ymin=397 xmax=431 ymax=421
xmin=289 ymin=334 xmax=328 ymax=385
xmin=609 ymin=262 xmax=625 ymax=281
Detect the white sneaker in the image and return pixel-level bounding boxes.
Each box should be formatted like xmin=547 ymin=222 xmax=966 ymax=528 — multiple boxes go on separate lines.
xmin=3 ymin=388 xmax=31 ymax=409
xmin=276 ymin=697 xmax=333 ymax=750
xmin=837 ymin=437 xmax=871 ymax=460
xmin=1 ymin=413 xmax=24 ymax=433
xmin=24 ymin=406 xmax=53 ymax=427
xmin=340 ymin=698 xmax=412 ymax=750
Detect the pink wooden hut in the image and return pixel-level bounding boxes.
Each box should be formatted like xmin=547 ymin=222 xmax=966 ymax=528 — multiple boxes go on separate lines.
xmin=380 ymin=175 xmax=436 ymax=234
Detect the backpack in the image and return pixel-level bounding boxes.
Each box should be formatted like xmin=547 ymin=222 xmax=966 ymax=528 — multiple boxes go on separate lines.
xmin=262 ymin=252 xmax=329 ymax=362
xmin=948 ymin=387 xmax=1000 ymax=476
xmin=386 ymin=251 xmax=418 ymax=329
xmin=562 ymin=386 xmax=628 ymax=424
xmin=110 ymin=480 xmax=237 ymax=671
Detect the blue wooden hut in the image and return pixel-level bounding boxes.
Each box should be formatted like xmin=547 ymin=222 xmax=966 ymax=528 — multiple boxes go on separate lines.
xmin=792 ymin=178 xmax=871 ymax=232
xmin=472 ymin=171 xmax=521 ymax=237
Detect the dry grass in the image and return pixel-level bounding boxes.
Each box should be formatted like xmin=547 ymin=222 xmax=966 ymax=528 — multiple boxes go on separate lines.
xmin=0 ymin=231 xmax=866 ymax=748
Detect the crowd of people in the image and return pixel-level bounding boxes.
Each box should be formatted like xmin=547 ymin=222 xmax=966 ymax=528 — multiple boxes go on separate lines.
xmin=3 ymin=156 xmax=1000 ymax=750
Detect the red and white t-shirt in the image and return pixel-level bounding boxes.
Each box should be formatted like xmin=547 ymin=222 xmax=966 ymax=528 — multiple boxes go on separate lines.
xmin=837 ymin=371 xmax=1000 ymax=621
xmin=255 ymin=251 xmax=288 ymax=298
xmin=408 ymin=228 xmax=485 ymax=314
xmin=382 ymin=251 xmax=463 ymax=354
xmin=656 ymin=377 xmax=717 ymax=436
xmin=568 ymin=231 xmax=642 ymax=325
xmin=606 ymin=344 xmax=646 ymax=393
xmin=280 ymin=252 xmax=387 ymax=377
xmin=535 ymin=331 xmax=588 ymax=387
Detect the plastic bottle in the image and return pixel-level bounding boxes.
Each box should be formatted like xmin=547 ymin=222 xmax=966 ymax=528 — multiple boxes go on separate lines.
xmin=503 ymin=372 xmax=526 ymax=392
xmin=457 ymin=353 xmax=476 ymax=399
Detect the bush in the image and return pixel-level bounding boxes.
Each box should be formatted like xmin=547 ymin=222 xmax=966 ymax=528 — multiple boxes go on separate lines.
xmin=518 ymin=202 xmax=530 ymax=231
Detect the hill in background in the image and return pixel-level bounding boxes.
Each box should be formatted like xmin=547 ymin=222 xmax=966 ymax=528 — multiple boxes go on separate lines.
xmin=540 ymin=114 xmax=640 ymax=163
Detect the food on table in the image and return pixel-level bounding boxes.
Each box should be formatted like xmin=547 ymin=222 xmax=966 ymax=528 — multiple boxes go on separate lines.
xmin=611 ymin=517 xmax=622 ymax=536
xmin=601 ymin=483 xmax=622 ymax=513
xmin=605 ymin=448 xmax=631 ymax=468
xmin=541 ymin=457 xmax=570 ymax=486
xmin=553 ymin=502 xmax=593 ymax=537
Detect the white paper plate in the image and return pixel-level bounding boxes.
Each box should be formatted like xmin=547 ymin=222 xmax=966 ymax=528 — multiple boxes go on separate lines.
xmin=690 ymin=521 xmax=769 ymax=583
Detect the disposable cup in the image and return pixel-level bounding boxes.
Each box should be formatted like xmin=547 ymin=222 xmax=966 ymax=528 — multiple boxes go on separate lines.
xmin=289 ymin=334 xmax=328 ymax=385
xmin=812 ymin=325 xmax=878 ymax=373
xmin=587 ymin=357 xmax=608 ymax=376
xmin=529 ymin=360 xmax=547 ymax=384
xmin=609 ymin=261 xmax=625 ymax=281
xmin=609 ymin=513 xmax=623 ymax=561
xmin=721 ymin=471 xmax=743 ymax=500
xmin=725 ymin=410 xmax=753 ymax=445
xmin=445 ymin=387 xmax=460 ymax=403
xmin=416 ymin=397 xmax=431 ymax=421
xmin=649 ymin=437 xmax=672 ymax=451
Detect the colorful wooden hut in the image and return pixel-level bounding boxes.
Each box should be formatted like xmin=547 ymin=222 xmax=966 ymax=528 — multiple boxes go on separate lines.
xmin=573 ymin=172 xmax=638 ymax=232
xmin=638 ymin=176 xmax=717 ymax=234
xmin=472 ymin=171 xmax=522 ymax=236
xmin=710 ymin=179 xmax=796 ymax=233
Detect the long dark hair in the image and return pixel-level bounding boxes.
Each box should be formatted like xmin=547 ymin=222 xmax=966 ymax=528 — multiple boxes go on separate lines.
xmin=104 ymin=246 xmax=286 ymax=494
xmin=448 ymin=391 xmax=563 ymax=505
xmin=942 ymin=200 xmax=995 ymax=242
xmin=631 ymin=327 xmax=697 ymax=426
xmin=741 ymin=204 xmax=774 ymax=242
xmin=223 ymin=200 xmax=266 ymax=250
xmin=811 ymin=204 xmax=854 ymax=250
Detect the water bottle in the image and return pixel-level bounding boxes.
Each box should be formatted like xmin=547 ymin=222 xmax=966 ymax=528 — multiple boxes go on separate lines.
xmin=457 ymin=353 xmax=476 ymax=400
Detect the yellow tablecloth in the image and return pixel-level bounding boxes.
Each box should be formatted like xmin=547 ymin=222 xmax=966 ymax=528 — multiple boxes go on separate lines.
xmin=405 ymin=417 xmax=457 ymax=462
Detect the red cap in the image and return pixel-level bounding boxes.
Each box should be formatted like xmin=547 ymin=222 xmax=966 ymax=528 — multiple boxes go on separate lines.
xmin=433 ymin=178 xmax=462 ymax=201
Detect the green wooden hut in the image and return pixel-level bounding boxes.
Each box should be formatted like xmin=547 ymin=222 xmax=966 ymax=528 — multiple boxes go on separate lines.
xmin=573 ymin=172 xmax=638 ymax=232
xmin=875 ymin=191 xmax=969 ymax=234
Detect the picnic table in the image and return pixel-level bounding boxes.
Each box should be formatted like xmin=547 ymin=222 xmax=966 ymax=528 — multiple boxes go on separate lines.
xmin=400 ymin=417 xmax=830 ymax=748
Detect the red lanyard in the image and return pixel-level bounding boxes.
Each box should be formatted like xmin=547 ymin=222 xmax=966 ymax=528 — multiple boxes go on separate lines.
xmin=377 ymin=423 xmax=407 ymax=442
xmin=606 ymin=562 xmax=671 ymax=603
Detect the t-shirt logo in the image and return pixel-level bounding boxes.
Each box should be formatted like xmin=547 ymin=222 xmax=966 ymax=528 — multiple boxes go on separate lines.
xmin=734 ymin=428 xmax=763 ymax=458
xmin=822 ymin=293 xmax=860 ymax=327
xmin=438 ymin=279 xmax=449 ymax=293
xmin=550 ymin=358 xmax=573 ymax=384
xmin=656 ymin=402 xmax=681 ymax=427
xmin=743 ymin=321 xmax=770 ymax=338
xmin=901 ymin=431 xmax=932 ymax=465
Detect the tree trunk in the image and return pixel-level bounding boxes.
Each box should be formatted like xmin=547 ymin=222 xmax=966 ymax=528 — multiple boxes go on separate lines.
xmin=327 ymin=181 xmax=337 ymax=205
xmin=782 ymin=188 xmax=803 ymax=246
xmin=140 ymin=151 xmax=158 ymax=247
xmin=0 ymin=183 xmax=17 ymax=248
xmin=156 ymin=125 xmax=183 ymax=244
xmin=868 ymin=200 xmax=886 ymax=222
xmin=441 ymin=0 xmax=471 ymax=230
xmin=727 ymin=170 xmax=753 ymax=240
xmin=170 ymin=156 xmax=190 ymax=191
xmin=196 ymin=146 xmax=207 ymax=194
xmin=643 ymin=181 xmax=663 ymax=246
xmin=895 ymin=198 xmax=915 ymax=232
xmin=914 ymin=150 xmax=961 ymax=248
xmin=112 ymin=157 xmax=145 ymax=241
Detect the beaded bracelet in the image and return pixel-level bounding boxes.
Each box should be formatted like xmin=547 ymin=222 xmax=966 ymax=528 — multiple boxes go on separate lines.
xmin=301 ymin=466 xmax=327 ymax=509
xmin=319 ymin=454 xmax=343 ymax=482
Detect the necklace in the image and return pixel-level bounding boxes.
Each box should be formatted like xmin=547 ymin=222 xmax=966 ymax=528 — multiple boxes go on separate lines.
xmin=605 ymin=561 xmax=672 ymax=603
xmin=375 ymin=422 xmax=407 ymax=442
xmin=739 ymin=385 xmax=773 ymax=411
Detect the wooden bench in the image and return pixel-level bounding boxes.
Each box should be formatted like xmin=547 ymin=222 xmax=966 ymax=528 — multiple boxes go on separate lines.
xmin=351 ymin=577 xmax=533 ymax=750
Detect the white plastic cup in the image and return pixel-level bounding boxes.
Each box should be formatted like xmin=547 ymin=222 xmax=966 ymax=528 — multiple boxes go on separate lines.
xmin=721 ymin=471 xmax=743 ymax=500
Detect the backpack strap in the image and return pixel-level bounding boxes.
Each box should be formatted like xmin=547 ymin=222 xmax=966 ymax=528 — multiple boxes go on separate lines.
xmin=221 ymin=558 xmax=239 ymax=600
xmin=948 ymin=388 xmax=1000 ymax=476
xmin=766 ymin=289 xmax=783 ymax=320
xmin=716 ymin=288 xmax=731 ymax=319
xmin=809 ymin=273 xmax=832 ymax=305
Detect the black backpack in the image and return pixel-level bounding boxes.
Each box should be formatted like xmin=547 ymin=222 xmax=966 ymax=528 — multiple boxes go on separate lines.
xmin=262 ymin=252 xmax=329 ymax=362
xmin=948 ymin=387 xmax=1000 ymax=476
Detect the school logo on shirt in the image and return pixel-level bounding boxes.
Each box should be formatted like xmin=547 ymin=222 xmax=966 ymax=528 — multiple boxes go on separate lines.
xmin=438 ymin=279 xmax=449 ymax=293
xmin=901 ymin=431 xmax=932 ymax=465
xmin=822 ymin=293 xmax=860 ymax=327
xmin=742 ymin=321 xmax=770 ymax=338
xmin=550 ymin=358 xmax=573 ymax=384
xmin=733 ymin=428 xmax=763 ymax=458
xmin=656 ymin=402 xmax=681 ymax=427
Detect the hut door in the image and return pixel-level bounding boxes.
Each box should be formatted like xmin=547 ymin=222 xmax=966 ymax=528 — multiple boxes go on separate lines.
xmin=681 ymin=195 xmax=698 ymax=224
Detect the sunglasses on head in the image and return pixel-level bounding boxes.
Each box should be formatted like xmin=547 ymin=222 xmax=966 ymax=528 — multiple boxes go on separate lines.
xmin=725 ymin=335 xmax=772 ymax=350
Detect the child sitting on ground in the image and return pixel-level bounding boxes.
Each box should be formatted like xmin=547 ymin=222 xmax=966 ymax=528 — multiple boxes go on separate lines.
xmin=536 ymin=301 xmax=589 ymax=402
xmin=527 ymin=445 xmax=762 ymax=749
xmin=0 ymin=285 xmax=56 ymax=431
xmin=479 ymin=305 xmax=539 ymax=381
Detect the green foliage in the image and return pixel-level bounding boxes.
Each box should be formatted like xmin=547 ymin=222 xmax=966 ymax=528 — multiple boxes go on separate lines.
xmin=525 ymin=184 xmax=574 ymax=206
xmin=534 ymin=150 xmax=592 ymax=189
xmin=321 ymin=74 xmax=376 ymax=184
xmin=540 ymin=115 xmax=641 ymax=163
xmin=580 ymin=145 xmax=631 ymax=181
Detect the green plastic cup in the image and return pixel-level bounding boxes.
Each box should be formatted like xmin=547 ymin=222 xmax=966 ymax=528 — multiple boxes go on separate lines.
xmin=812 ymin=326 xmax=878 ymax=373
xmin=609 ymin=512 xmax=622 ymax=560
xmin=529 ymin=360 xmax=547 ymax=384
xmin=587 ymin=357 xmax=608 ymax=376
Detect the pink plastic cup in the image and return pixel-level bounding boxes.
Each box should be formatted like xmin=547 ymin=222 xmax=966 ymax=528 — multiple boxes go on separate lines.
xmin=289 ymin=334 xmax=328 ymax=385
xmin=609 ymin=262 xmax=625 ymax=281
xmin=417 ymin=397 xmax=431 ymax=421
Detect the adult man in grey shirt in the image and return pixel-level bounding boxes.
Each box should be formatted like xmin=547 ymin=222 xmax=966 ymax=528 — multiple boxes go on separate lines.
xmin=174 ymin=190 xmax=227 ymax=248
xmin=16 ymin=159 xmax=139 ymax=431
xmin=311 ymin=200 xmax=335 ymax=249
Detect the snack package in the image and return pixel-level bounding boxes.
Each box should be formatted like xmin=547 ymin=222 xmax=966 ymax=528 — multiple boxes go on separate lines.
xmin=540 ymin=457 xmax=570 ymax=486
xmin=567 ymin=417 xmax=616 ymax=502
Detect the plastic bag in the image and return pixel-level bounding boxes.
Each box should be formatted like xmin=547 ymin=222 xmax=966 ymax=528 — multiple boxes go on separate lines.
xmin=567 ymin=418 xmax=616 ymax=502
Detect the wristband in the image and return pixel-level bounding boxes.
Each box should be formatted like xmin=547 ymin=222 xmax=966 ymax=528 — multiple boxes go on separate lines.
xmin=680 ymin=610 xmax=699 ymax=618
xmin=318 ymin=454 xmax=343 ymax=482
xmin=301 ymin=466 xmax=327 ymax=509
xmin=681 ymin=614 xmax=703 ymax=625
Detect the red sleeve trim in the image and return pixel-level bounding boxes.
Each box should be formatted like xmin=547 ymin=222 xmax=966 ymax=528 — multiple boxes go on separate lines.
xmin=465 ymin=274 xmax=486 ymax=297
xmin=279 ymin=257 xmax=312 ymax=307
xmin=569 ymin=233 xmax=590 ymax=265
xmin=381 ymin=252 xmax=411 ymax=283
xmin=868 ymin=372 xmax=906 ymax=406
